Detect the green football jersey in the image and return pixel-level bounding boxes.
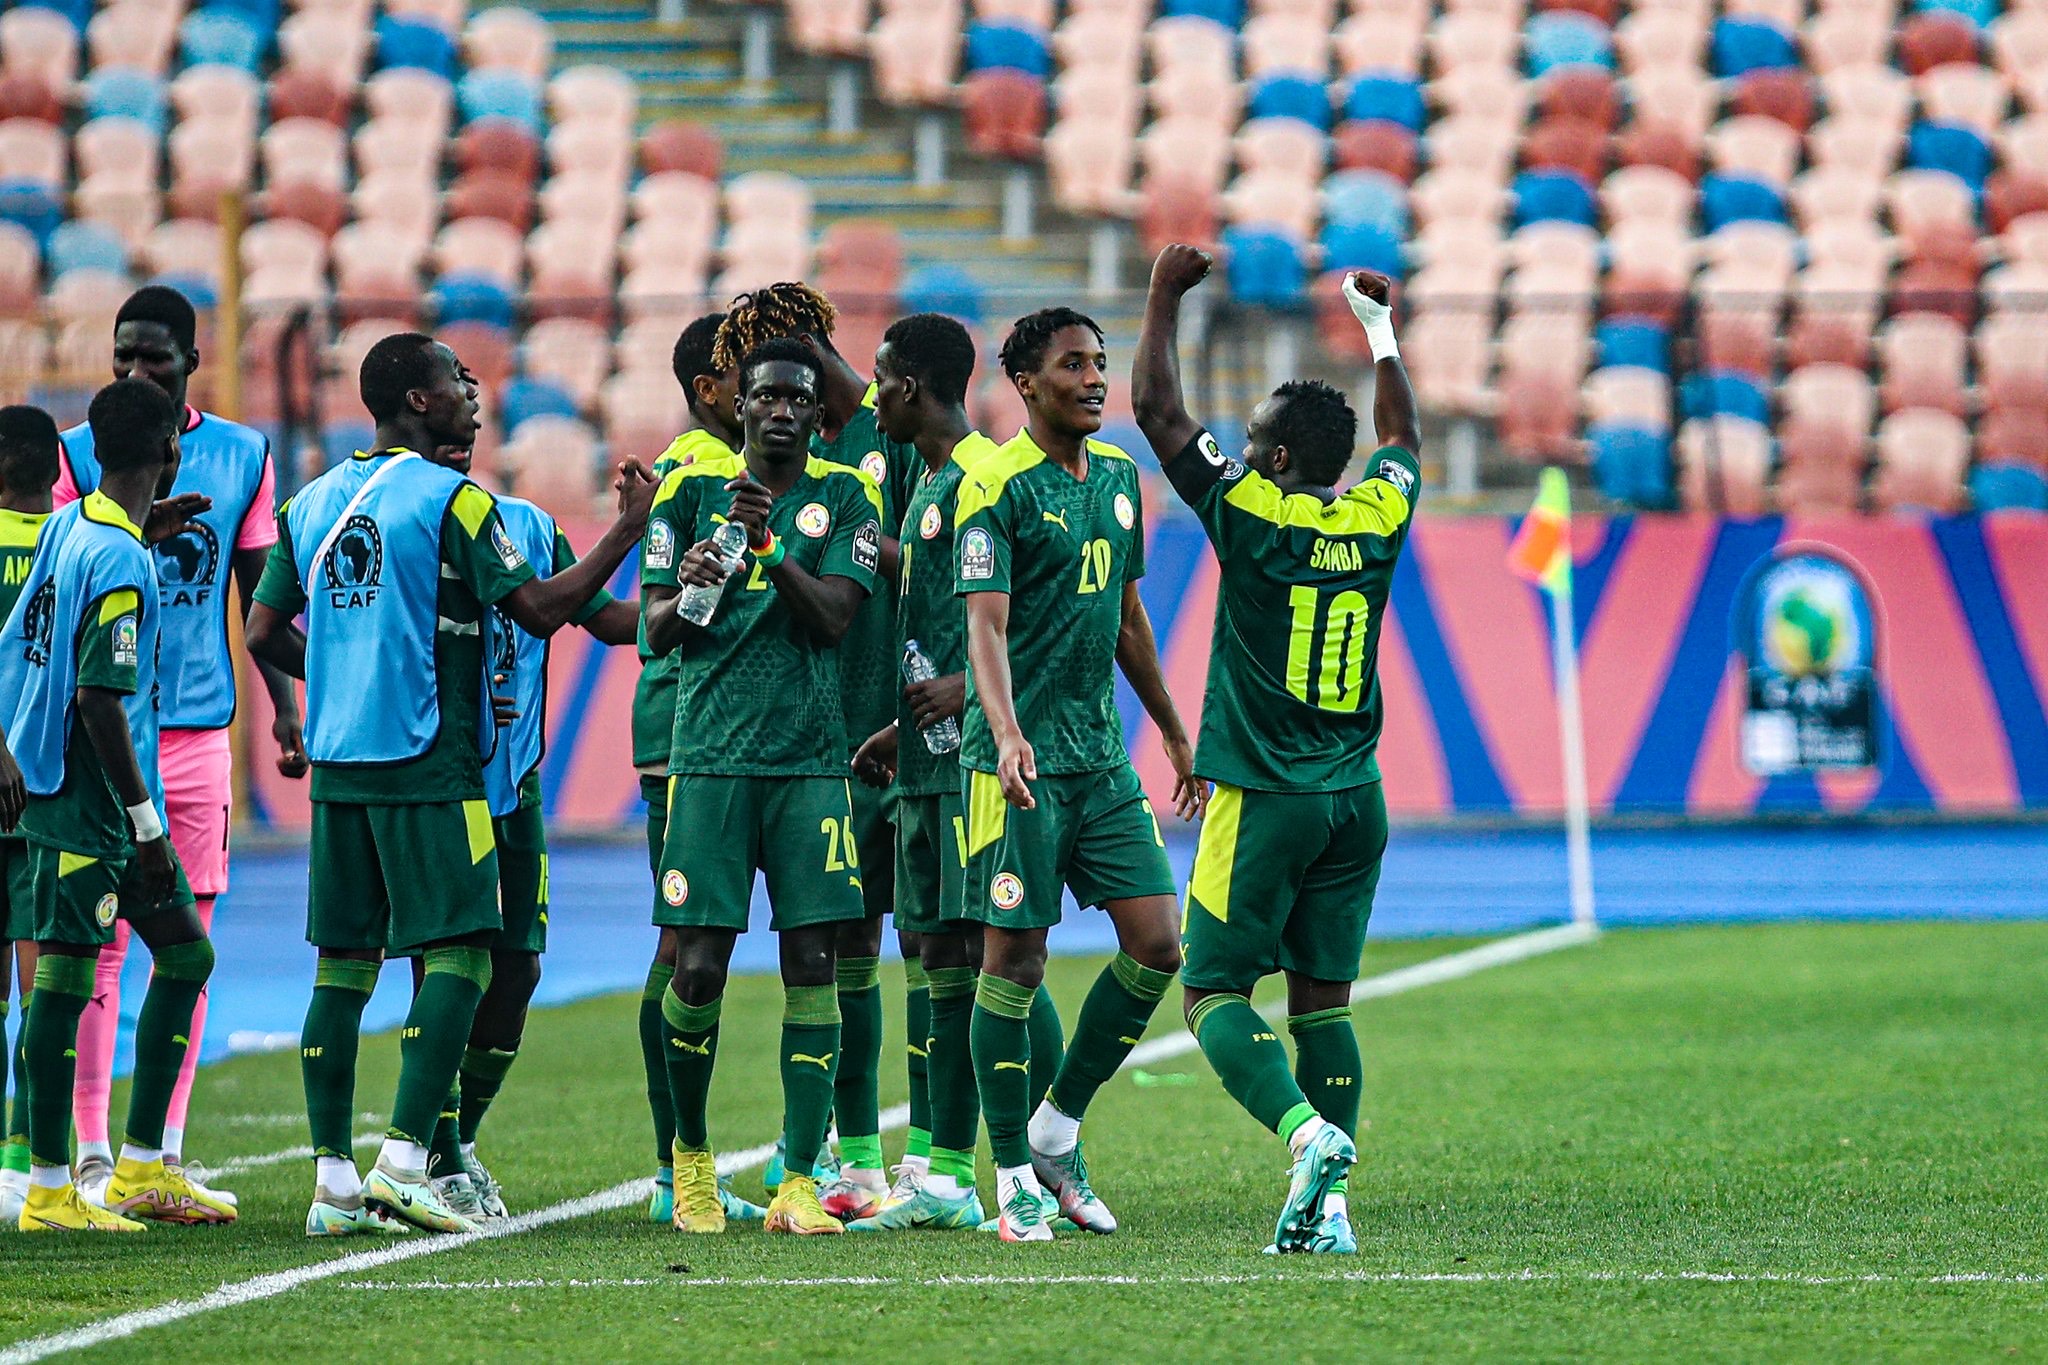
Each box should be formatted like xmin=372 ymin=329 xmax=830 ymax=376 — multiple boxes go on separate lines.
xmin=642 ymin=447 xmax=883 ymax=777
xmin=633 ymin=428 xmax=736 ymax=770
xmin=813 ymin=389 xmax=918 ymax=752
xmin=955 ymin=428 xmax=1147 ymax=777
xmin=894 ymin=431 xmax=998 ymax=797
xmin=0 ymin=506 xmax=48 ymax=625
xmin=1165 ymin=429 xmax=1420 ymax=793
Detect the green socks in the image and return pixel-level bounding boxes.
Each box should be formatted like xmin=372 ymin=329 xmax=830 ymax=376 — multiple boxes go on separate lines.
xmin=780 ymin=983 xmax=841 ymax=1174
xmin=832 ymin=955 xmax=883 ymax=1172
xmin=458 ymin=1044 xmax=519 ymax=1145
xmin=1190 ymin=993 xmax=1312 ymax=1136
xmin=303 ymin=957 xmax=377 ymax=1160
xmin=925 ymin=965 xmax=979 ymax=1170
xmin=430 ymin=1082 xmax=463 ymax=1176
xmin=1028 ymin=982 xmax=1064 ymax=1112
xmin=640 ymin=963 xmax=677 ymax=1165
xmin=1288 ymin=1007 xmax=1361 ymax=1138
xmin=125 ymin=938 xmax=214 ymax=1149
xmin=389 ymin=948 xmax=490 ymax=1146
xmin=970 ymin=972 xmax=1036 ymax=1168
xmin=903 ymin=958 xmax=931 ymax=1162
xmin=1047 ymin=952 xmax=1174 ymax=1122
xmin=23 ymin=954 xmax=94 ymax=1167
xmin=660 ymin=987 xmax=721 ymax=1151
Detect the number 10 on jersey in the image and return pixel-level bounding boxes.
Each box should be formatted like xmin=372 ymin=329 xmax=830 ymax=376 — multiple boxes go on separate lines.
xmin=1285 ymin=585 xmax=1370 ymax=713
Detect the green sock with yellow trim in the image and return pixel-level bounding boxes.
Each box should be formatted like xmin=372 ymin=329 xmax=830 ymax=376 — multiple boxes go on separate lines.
xmin=780 ymin=984 xmax=840 ymax=1175
xmin=970 ymin=973 xmax=1035 ymax=1168
xmin=24 ymin=954 xmax=95 ymax=1168
xmin=303 ymin=957 xmax=377 ymax=1160
xmin=902 ymin=957 xmax=931 ymax=1162
xmin=1190 ymin=993 xmax=1309 ymax=1136
xmin=1048 ymin=952 xmax=1174 ymax=1121
xmin=832 ymin=955 xmax=883 ymax=1173
xmin=125 ymin=938 xmax=214 ymax=1150
xmin=389 ymin=948 xmax=490 ymax=1146
xmin=661 ymin=987 xmax=721 ymax=1151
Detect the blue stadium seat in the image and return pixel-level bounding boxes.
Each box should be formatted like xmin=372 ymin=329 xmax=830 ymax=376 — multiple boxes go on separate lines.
xmin=180 ymin=8 xmax=265 ymax=69
xmin=1909 ymin=122 xmax=1994 ymax=193
xmin=1247 ymin=74 xmax=1330 ymax=130
xmin=458 ymin=70 xmax=544 ymax=130
xmin=1221 ymin=225 xmax=1306 ymax=305
xmin=1513 ymin=169 xmax=1598 ymax=227
xmin=205 ymin=0 xmax=281 ymax=34
xmin=377 ymin=15 xmax=459 ymax=77
xmin=1970 ymin=461 xmax=2048 ymax=512
xmin=1913 ymin=0 xmax=1996 ymax=27
xmin=1680 ymin=370 xmax=1770 ymax=424
xmin=1701 ymin=172 xmax=1788 ymax=230
xmin=501 ymin=377 xmax=581 ymax=431
xmin=1321 ymin=169 xmax=1409 ymax=235
xmin=1161 ymin=0 xmax=1243 ymax=27
xmin=84 ymin=68 xmax=167 ymax=132
xmin=1341 ymin=74 xmax=1425 ymax=132
xmin=1525 ymin=12 xmax=1614 ymax=77
xmin=1317 ymin=221 xmax=1404 ymax=278
xmin=1596 ymin=319 xmax=1671 ymax=373
xmin=432 ymin=274 xmax=516 ymax=329
xmin=1711 ymin=16 xmax=1797 ymax=76
xmin=964 ymin=22 xmax=1052 ymax=78
xmin=148 ymin=273 xmax=218 ymax=308
xmin=0 ymin=182 xmax=62 ymax=249
xmin=16 ymin=0 xmax=91 ymax=30
xmin=49 ymin=221 xmax=127 ymax=277
xmin=1589 ymin=425 xmax=1674 ymax=508
xmin=900 ymin=265 xmax=986 ymax=324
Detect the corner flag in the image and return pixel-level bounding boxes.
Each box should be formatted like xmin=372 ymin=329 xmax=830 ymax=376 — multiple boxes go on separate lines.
xmin=1507 ymin=466 xmax=1572 ymax=594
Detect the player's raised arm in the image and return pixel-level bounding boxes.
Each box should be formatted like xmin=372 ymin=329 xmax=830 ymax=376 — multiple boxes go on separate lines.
xmin=1343 ymin=271 xmax=1422 ymax=458
xmin=497 ymin=460 xmax=659 ymax=639
xmin=1132 ymin=244 xmax=1214 ymax=466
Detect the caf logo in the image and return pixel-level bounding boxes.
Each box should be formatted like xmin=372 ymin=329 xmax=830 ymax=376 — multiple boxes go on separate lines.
xmin=1114 ymin=493 xmax=1135 ymax=531
xmin=156 ymin=521 xmax=219 ymax=606
xmin=796 ymin=503 xmax=831 ymax=538
xmin=323 ymin=516 xmax=384 ymax=607
xmin=989 ymin=873 xmax=1024 ymax=910
xmin=489 ymin=606 xmax=518 ymax=675
xmin=95 ymin=894 xmax=117 ymax=928
xmin=18 ymin=579 xmax=54 ymax=666
xmin=920 ymin=503 xmax=942 ymax=539
xmin=662 ymin=870 xmax=689 ymax=906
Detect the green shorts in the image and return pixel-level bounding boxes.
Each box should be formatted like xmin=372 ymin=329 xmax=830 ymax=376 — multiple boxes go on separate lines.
xmin=849 ymin=779 xmax=896 ymax=921
xmin=22 ymin=840 xmax=196 ymax=948
xmin=894 ymin=792 xmax=967 ymax=935
xmin=2 ymin=838 xmax=33 ymax=941
xmin=308 ymin=799 xmax=502 ymax=954
xmin=656 ymin=774 xmax=867 ymax=933
xmin=961 ymin=763 xmax=1176 ymax=930
xmin=492 ymin=801 xmax=549 ymax=955
xmin=1181 ymin=780 xmax=1388 ymax=992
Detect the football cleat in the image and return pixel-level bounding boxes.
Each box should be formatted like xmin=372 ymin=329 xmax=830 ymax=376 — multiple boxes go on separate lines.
xmin=719 ymin=1175 xmax=766 ymax=1222
xmin=977 ymin=1187 xmax=1061 ymax=1233
xmin=818 ymin=1174 xmax=887 ymax=1222
xmin=764 ymin=1173 xmax=844 ymax=1235
xmin=307 ymin=1186 xmax=410 ymax=1238
xmin=993 ymin=1173 xmax=1053 ymax=1243
xmin=847 ymin=1185 xmax=986 ymax=1232
xmin=763 ymin=1137 xmax=843 ymax=1196
xmin=671 ymin=1146 xmax=725 ymax=1233
xmin=1030 ymin=1141 xmax=1116 ymax=1235
xmin=649 ymin=1167 xmax=674 ymax=1225
xmin=1306 ymin=1208 xmax=1357 ymax=1254
xmin=879 ymin=1162 xmax=924 ymax=1211
xmin=365 ymin=1159 xmax=480 ymax=1234
xmin=431 ymin=1172 xmax=487 ymax=1225
xmin=107 ymin=1156 xmax=238 ymax=1224
xmin=462 ymin=1150 xmax=508 ymax=1220
xmin=72 ymin=1154 xmax=113 ymax=1210
xmin=19 ymin=1182 xmax=145 ymax=1233
xmin=169 ymin=1158 xmax=238 ymax=1210
xmin=1273 ymin=1124 xmax=1356 ymax=1254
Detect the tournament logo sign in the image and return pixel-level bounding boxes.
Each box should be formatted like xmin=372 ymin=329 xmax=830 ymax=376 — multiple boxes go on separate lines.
xmin=1733 ymin=547 xmax=1880 ymax=775
xmin=19 ymin=579 xmax=54 ymax=665
xmin=155 ymin=521 xmax=219 ymax=607
xmin=323 ymin=515 xmax=384 ymax=608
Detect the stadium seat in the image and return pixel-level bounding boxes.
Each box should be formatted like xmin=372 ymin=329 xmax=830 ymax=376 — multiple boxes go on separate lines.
xmin=1589 ymin=424 xmax=1674 ymax=505
xmin=1873 ymin=408 xmax=1970 ymax=513
xmin=268 ymin=66 xmax=353 ymax=125
xmin=456 ymin=119 xmax=540 ymax=181
xmin=545 ymin=120 xmax=633 ymax=183
xmin=965 ymin=21 xmax=1052 ymax=76
xmin=499 ymin=375 xmax=580 ymax=430
xmin=1522 ymin=116 xmax=1607 ymax=182
xmin=1245 ymin=74 xmax=1329 ymax=130
xmin=1220 ymin=224 xmax=1305 ymax=303
xmin=181 ymin=9 xmax=266 ymax=70
xmin=277 ymin=12 xmax=373 ymax=84
xmin=1 ymin=8 xmax=81 ymax=89
xmin=639 ymin=120 xmax=722 ymax=181
xmin=1971 ymin=461 xmax=2048 ymax=511
xmin=90 ymin=1 xmax=178 ymax=75
xmin=446 ymin=170 xmax=533 ymax=232
xmin=1340 ymin=74 xmax=1424 ymax=132
xmin=1524 ymin=12 xmax=1612 ymax=76
xmin=1428 ymin=12 xmax=1519 ymax=71
xmin=1622 ymin=66 xmax=1717 ymax=142
xmin=376 ymin=14 xmax=458 ymax=77
xmin=870 ymin=7 xmax=965 ymax=105
xmin=1709 ymin=115 xmax=1801 ymax=188
xmin=1897 ymin=12 xmax=1979 ymax=74
xmin=786 ymin=0 xmax=872 ymax=56
xmin=1321 ymin=169 xmax=1406 ymax=233
xmin=1681 ymin=370 xmax=1771 ymax=424
xmin=1137 ymin=174 xmax=1220 ymax=254
xmin=1730 ymin=69 xmax=1813 ymax=132
xmin=459 ymin=69 xmax=543 ymax=131
xmin=1537 ymin=67 xmax=1618 ymax=130
xmin=365 ymin=67 xmax=455 ymax=137
xmin=1595 ymin=318 xmax=1670 ymax=371
xmin=464 ymin=6 xmax=552 ymax=77
xmin=0 ymin=182 xmax=62 ymax=248
xmin=1333 ymin=120 xmax=1418 ymax=179
xmin=962 ymin=70 xmax=1047 ymax=160
xmin=1514 ymin=169 xmax=1598 ymax=227
xmin=1978 ymin=408 xmax=2048 ymax=468
xmin=1711 ymin=15 xmax=1797 ymax=75
xmin=1332 ymin=8 xmax=1426 ymax=76
xmin=1676 ymin=415 xmax=1772 ymax=515
xmin=549 ymin=66 xmax=637 ymax=128
xmin=86 ymin=68 xmax=168 ymax=131
xmin=1701 ymin=172 xmax=1786 ymax=229
xmin=432 ymin=271 xmax=516 ymax=328
xmin=48 ymin=219 xmax=127 ymax=278
xmin=1497 ymin=371 xmax=1579 ymax=462
xmin=1242 ymin=13 xmax=1328 ymax=78
xmin=1615 ymin=9 xmax=1703 ymax=73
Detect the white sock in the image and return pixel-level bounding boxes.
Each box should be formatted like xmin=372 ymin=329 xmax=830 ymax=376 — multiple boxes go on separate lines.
xmin=1287 ymin=1115 xmax=1331 ymax=1161
xmin=29 ymin=1162 xmax=69 ymax=1190
xmin=76 ymin=1139 xmax=112 ymax=1167
xmin=926 ymin=1172 xmax=965 ymax=1199
xmin=316 ymin=1156 xmax=363 ymax=1198
xmin=459 ymin=1141 xmax=476 ymax=1165
xmin=1027 ymin=1099 xmax=1080 ymax=1156
xmin=162 ymin=1125 xmax=184 ymax=1161
xmin=377 ymin=1137 xmax=428 ymax=1176
xmin=996 ymin=1164 xmax=1041 ymax=1200
xmin=0 ymin=1167 xmax=26 ymax=1196
xmin=847 ymin=1165 xmax=888 ymax=1192
xmin=900 ymin=1153 xmax=930 ymax=1177
xmin=118 ymin=1143 xmax=165 ymax=1166
xmin=1325 ymin=1189 xmax=1349 ymax=1218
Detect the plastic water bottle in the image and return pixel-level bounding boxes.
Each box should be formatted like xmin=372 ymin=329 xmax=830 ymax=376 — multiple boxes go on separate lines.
xmin=677 ymin=519 xmax=750 ymax=626
xmin=902 ymin=639 xmax=961 ymax=755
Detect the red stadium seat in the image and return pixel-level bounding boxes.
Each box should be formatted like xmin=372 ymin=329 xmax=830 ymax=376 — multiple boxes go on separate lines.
xmin=962 ymin=70 xmax=1047 ymax=161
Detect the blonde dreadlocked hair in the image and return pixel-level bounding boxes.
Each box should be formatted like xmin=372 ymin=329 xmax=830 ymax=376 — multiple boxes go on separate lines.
xmin=711 ymin=282 xmax=838 ymax=371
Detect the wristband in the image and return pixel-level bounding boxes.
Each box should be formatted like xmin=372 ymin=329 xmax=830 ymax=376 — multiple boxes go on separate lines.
xmin=1362 ymin=320 xmax=1399 ymax=362
xmin=752 ymin=531 xmax=786 ymax=570
xmin=127 ymin=800 xmax=164 ymax=844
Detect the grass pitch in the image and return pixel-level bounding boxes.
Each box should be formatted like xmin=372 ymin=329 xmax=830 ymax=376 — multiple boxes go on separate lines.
xmin=6 ymin=920 xmax=2048 ymax=1362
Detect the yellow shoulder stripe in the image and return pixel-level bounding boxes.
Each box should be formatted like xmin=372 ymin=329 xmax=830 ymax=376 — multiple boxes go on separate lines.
xmin=1221 ymin=469 xmax=1408 ymax=537
xmin=0 ymin=508 xmax=45 ymax=549
xmin=98 ymin=587 xmax=139 ymax=624
xmin=951 ymin=431 xmax=1000 ymax=471
xmin=952 ymin=432 xmax=1046 ymax=524
xmin=655 ymin=429 xmax=736 ymax=475
xmin=450 ymin=482 xmax=495 ymax=538
xmin=807 ymin=457 xmax=886 ymax=519
xmin=1085 ymin=437 xmax=1136 ymax=463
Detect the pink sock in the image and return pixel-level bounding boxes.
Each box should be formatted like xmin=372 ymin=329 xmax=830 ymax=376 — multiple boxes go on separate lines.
xmin=161 ymin=897 xmax=216 ymax=1150
xmin=71 ymin=922 xmax=130 ymax=1148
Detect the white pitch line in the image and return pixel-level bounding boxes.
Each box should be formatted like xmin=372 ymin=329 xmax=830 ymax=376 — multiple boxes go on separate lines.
xmin=207 ymin=1132 xmax=384 ymax=1179
xmin=0 ymin=924 xmax=1595 ymax=1364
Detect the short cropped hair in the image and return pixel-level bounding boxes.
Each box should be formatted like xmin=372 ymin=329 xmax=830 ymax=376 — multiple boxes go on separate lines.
xmin=882 ymin=313 xmax=977 ymax=407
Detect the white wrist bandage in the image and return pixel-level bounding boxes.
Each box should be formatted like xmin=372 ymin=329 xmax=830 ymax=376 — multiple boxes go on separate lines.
xmin=127 ymin=800 xmax=163 ymax=844
xmin=1341 ymin=275 xmax=1399 ymax=361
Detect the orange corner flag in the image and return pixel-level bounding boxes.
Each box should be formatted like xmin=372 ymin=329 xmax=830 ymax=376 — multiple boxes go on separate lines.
xmin=1507 ymin=467 xmax=1572 ymax=595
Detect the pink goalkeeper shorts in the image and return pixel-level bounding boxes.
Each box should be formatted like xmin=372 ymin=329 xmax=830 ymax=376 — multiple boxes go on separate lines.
xmin=159 ymin=726 xmax=234 ymax=896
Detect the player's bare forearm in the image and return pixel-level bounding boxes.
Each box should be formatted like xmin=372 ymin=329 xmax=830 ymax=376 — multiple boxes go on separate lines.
xmin=233 ymin=546 xmax=306 ymax=716
xmin=1114 ymin=584 xmax=1187 ymax=746
xmin=965 ymin=592 xmax=1025 ymax=747
xmin=583 ymin=598 xmax=641 ymax=647
xmin=1133 ymin=245 xmax=1213 ymax=464
xmin=767 ymin=560 xmax=865 ymax=646
xmin=503 ymin=521 xmax=639 ymax=639
xmin=1374 ymin=356 xmax=1422 ymax=457
xmin=641 ymin=582 xmax=693 ymax=657
xmin=75 ymin=686 xmax=152 ymax=810
xmin=245 ymin=601 xmax=306 ymax=678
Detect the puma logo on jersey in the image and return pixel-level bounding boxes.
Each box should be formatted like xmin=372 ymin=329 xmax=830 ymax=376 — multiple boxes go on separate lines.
xmin=993 ymin=1060 xmax=1029 ymax=1073
xmin=1041 ymin=509 xmax=1069 ymax=532
xmin=1118 ymin=1035 xmax=1142 ymax=1045
xmin=789 ymin=1051 xmax=835 ymax=1070
xmin=907 ymin=1042 xmax=929 ymax=1058
xmin=1311 ymin=538 xmax=1364 ymax=573
xmin=670 ymin=1036 xmax=711 ymax=1055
